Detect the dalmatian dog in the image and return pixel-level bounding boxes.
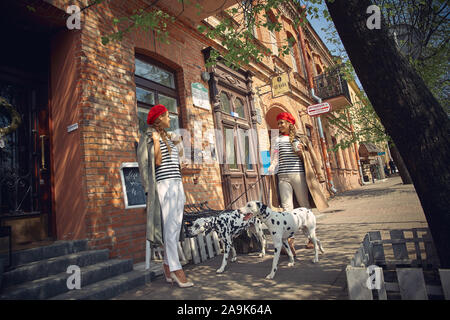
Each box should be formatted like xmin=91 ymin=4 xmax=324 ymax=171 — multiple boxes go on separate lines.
xmin=240 ymin=201 xmax=324 ymax=280
xmin=187 ymin=209 xmax=266 ymax=273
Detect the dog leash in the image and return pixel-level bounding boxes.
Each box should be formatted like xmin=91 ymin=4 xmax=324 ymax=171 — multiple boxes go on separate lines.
xmin=217 ymin=174 xmax=267 ymax=215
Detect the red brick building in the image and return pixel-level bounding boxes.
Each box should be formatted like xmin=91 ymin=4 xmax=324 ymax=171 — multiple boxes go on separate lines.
xmin=0 ymin=0 xmax=361 ymax=263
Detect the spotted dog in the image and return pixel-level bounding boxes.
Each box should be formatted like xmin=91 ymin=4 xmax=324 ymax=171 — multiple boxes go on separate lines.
xmin=188 ymin=210 xmax=266 ymax=273
xmin=240 ymin=201 xmax=324 ymax=279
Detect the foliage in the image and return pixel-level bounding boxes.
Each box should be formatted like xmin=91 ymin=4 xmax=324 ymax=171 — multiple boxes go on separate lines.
xmin=79 ymin=0 xmax=446 ymax=146
xmin=325 ymin=89 xmax=391 ymax=153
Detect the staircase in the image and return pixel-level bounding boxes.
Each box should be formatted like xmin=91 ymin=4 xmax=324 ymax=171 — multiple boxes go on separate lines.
xmin=0 ymin=240 xmax=161 ymax=300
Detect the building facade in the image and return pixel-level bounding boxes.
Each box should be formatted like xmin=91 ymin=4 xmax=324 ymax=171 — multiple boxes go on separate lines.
xmin=0 ymin=0 xmax=363 ymax=262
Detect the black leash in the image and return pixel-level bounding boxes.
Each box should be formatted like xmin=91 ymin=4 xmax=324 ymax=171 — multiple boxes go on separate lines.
xmin=217 ymin=174 xmax=266 ymax=215
xmin=183 ymin=175 xmax=267 ymax=237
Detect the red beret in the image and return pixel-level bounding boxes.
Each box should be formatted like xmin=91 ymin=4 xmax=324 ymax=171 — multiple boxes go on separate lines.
xmin=276 ymin=112 xmax=295 ymax=125
xmin=147 ymin=104 xmax=168 ymax=125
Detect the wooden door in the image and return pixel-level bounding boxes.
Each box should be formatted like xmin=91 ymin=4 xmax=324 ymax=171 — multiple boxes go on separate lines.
xmin=209 ymin=62 xmax=264 ymax=210
xmin=0 ymin=73 xmax=52 ymax=240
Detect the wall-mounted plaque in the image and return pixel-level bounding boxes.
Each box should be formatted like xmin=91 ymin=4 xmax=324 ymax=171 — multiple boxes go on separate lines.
xmin=192 ymin=82 xmax=211 ymax=110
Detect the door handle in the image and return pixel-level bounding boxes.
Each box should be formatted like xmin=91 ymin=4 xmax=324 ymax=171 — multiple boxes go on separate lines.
xmin=40 ymin=135 xmax=47 ymax=171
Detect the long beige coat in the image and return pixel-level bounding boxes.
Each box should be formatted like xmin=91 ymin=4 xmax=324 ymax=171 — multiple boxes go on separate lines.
xmin=136 ymin=128 xmax=185 ymax=247
xmin=296 ymin=133 xmax=329 ymax=212
xmin=270 ymin=133 xmax=329 ymax=212
xmin=137 ymin=128 xmax=164 ymax=247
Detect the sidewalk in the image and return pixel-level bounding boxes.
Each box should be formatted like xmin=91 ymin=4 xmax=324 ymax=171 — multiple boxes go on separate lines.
xmin=113 ymin=176 xmax=428 ymax=300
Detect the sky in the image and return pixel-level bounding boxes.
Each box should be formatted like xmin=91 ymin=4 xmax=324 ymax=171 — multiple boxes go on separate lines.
xmin=306 ymin=1 xmax=364 ymax=90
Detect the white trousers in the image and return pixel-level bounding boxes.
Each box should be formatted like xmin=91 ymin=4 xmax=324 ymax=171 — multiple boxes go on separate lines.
xmin=156 ymin=178 xmax=186 ymax=272
xmin=278 ymin=172 xmax=310 ymax=211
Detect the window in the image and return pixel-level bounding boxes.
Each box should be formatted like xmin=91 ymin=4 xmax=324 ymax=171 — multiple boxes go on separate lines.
xmin=135 ymin=56 xmax=179 ymax=134
xmin=234 ymin=98 xmax=245 ymax=118
xmin=135 ymin=58 xmax=175 ymax=89
xmin=243 ymin=2 xmax=257 ymax=38
xmin=219 ymin=91 xmax=246 ymax=119
xmin=289 ymin=46 xmax=298 ymax=73
xmin=220 ymin=92 xmax=231 ymax=113
xmin=266 ymin=12 xmax=279 ymax=56
xmin=305 ymin=125 xmax=312 ymax=143
xmin=297 ymin=42 xmax=308 ymax=79
xmin=238 ymin=128 xmax=255 ymax=171
xmin=269 ymin=29 xmax=278 ymax=56
xmin=225 ymin=127 xmax=238 ymax=170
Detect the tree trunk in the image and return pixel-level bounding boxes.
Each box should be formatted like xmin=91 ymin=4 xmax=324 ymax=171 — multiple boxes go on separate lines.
xmin=388 ymin=142 xmax=413 ymax=184
xmin=326 ymin=0 xmax=450 ymax=268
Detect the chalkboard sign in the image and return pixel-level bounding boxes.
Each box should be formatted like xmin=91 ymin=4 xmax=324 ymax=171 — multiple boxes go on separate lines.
xmin=120 ymin=162 xmax=146 ymax=209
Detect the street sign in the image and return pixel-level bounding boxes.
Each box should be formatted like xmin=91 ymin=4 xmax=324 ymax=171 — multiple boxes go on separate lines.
xmin=307 ymin=102 xmax=331 ymax=116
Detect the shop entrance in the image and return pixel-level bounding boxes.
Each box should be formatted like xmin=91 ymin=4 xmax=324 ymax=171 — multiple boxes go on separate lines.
xmin=0 ymin=2 xmax=58 ymax=249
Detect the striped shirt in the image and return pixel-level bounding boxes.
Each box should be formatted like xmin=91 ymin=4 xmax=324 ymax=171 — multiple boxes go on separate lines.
xmin=274 ymin=135 xmax=304 ymax=174
xmin=155 ymin=138 xmax=182 ymax=182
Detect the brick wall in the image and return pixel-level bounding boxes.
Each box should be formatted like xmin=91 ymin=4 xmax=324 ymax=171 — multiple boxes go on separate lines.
xmin=50 ymin=0 xmax=224 ymax=262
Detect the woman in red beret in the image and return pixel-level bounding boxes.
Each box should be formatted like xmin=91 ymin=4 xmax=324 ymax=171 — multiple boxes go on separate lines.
xmin=268 ymin=111 xmax=328 ymax=253
xmin=137 ymin=104 xmax=193 ymax=288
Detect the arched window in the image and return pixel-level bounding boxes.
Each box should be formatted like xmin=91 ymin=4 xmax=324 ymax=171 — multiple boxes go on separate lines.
xmin=266 ymin=11 xmax=279 ymax=56
xmin=135 ymin=55 xmax=180 ymax=134
xmin=286 ymin=32 xmax=298 ymax=73
xmin=234 ymin=97 xmax=245 ymax=118
xmin=220 ymin=92 xmax=231 ymax=114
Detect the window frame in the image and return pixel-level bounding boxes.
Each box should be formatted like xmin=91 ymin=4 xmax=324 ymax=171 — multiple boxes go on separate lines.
xmin=134 ymin=55 xmax=181 ymax=133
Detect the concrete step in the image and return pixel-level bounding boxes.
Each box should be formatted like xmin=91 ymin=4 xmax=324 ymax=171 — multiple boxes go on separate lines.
xmin=1 ymin=249 xmax=109 ymax=289
xmin=10 ymin=240 xmax=89 ymax=268
xmin=50 ymin=269 xmax=150 ymax=300
xmin=0 ymin=259 xmax=133 ymax=300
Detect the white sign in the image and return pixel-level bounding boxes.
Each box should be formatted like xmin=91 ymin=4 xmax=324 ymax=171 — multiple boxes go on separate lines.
xmin=307 ymin=102 xmax=331 ymax=116
xmin=67 ymin=123 xmax=79 ymax=133
xmin=192 ymin=82 xmax=211 ymax=110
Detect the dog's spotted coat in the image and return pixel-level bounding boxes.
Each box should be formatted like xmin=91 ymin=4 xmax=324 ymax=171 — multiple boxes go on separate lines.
xmin=188 ymin=209 xmax=266 ymax=273
xmin=241 ymin=201 xmax=325 ymax=279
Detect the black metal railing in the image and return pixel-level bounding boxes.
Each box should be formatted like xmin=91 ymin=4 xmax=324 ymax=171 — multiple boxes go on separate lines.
xmin=313 ymin=67 xmax=351 ymax=102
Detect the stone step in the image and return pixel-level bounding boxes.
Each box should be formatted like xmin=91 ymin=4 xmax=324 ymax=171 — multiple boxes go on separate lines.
xmin=50 ymin=269 xmax=149 ymax=300
xmin=1 ymin=249 xmax=109 ymax=289
xmin=0 ymin=259 xmax=133 ymax=300
xmin=10 ymin=240 xmax=89 ymax=268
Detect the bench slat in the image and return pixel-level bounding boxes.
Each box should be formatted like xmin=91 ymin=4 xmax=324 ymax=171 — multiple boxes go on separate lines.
xmin=439 ymin=269 xmax=450 ymax=300
xmin=346 ymin=266 xmax=373 ymax=300
xmin=190 ymin=237 xmax=200 ymax=264
xmin=197 ymin=234 xmax=208 ymax=262
xmin=390 ymin=230 xmax=409 ymax=260
xmin=396 ymin=268 xmax=428 ymax=300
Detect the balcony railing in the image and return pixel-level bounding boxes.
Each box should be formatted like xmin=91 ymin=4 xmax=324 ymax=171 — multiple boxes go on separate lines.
xmin=313 ymin=67 xmax=351 ymax=111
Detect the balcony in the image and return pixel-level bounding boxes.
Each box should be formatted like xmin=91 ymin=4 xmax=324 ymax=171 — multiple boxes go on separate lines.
xmin=313 ymin=67 xmax=352 ymax=112
xmin=158 ymin=0 xmax=239 ymax=26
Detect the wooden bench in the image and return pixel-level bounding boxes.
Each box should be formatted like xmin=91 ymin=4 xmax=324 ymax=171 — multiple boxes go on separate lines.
xmin=346 ymin=228 xmax=450 ymax=300
xmin=151 ymin=202 xmax=223 ymax=265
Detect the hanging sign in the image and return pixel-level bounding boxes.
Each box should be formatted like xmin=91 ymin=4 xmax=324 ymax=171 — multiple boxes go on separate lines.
xmin=271 ymin=73 xmax=290 ymax=98
xmin=307 ymin=102 xmax=331 ymax=116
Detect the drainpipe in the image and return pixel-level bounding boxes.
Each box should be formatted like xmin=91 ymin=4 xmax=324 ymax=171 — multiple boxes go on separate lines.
xmin=310 ymin=89 xmax=338 ymax=194
xmin=297 ymin=22 xmax=337 ymax=194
